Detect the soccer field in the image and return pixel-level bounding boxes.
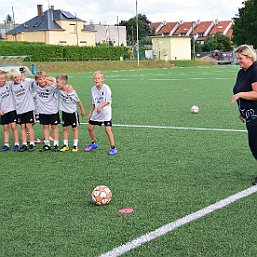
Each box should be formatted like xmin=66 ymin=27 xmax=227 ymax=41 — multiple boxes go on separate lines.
xmin=1 ymin=66 xmax=257 ymax=257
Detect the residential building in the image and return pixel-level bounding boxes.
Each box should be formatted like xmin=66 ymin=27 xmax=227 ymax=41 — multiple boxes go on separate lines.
xmin=173 ymin=21 xmax=194 ymax=36
xmin=152 ymin=36 xmax=191 ymax=61
xmin=150 ymin=20 xmax=234 ymax=44
xmin=6 ymin=5 xmax=96 ymax=46
xmin=0 ymin=22 xmax=17 ymax=39
xmin=193 ymin=21 xmax=214 ymax=44
xmin=86 ymin=23 xmax=127 ymax=46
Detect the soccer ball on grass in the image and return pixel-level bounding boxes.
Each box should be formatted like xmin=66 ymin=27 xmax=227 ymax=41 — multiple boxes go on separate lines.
xmin=191 ymin=105 xmax=199 ymax=114
xmin=91 ymin=185 xmax=112 ymax=206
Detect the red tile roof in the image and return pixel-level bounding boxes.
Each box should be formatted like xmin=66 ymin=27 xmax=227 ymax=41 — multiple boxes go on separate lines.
xmin=173 ymin=21 xmax=194 ymax=35
xmin=209 ymin=20 xmax=231 ymax=35
xmin=149 ymin=22 xmax=162 ymax=30
xmin=194 ymin=21 xmax=213 ymax=34
xmin=157 ymin=22 xmax=177 ymax=35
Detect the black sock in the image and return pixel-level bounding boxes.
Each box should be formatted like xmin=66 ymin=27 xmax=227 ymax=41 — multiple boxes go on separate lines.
xmin=111 ymin=145 xmax=115 ymax=149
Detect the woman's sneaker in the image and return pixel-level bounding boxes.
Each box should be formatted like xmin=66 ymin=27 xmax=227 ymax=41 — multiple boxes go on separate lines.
xmin=84 ymin=143 xmax=98 ymax=152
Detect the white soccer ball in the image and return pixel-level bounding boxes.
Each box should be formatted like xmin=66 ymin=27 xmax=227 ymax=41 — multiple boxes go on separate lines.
xmin=191 ymin=105 xmax=199 ymax=114
xmin=91 ymin=185 xmax=112 ymax=206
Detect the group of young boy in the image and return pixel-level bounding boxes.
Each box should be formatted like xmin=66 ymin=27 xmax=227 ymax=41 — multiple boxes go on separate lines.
xmin=0 ymin=69 xmax=117 ymax=155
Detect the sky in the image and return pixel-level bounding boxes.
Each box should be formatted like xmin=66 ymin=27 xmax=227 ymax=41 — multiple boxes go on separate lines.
xmin=0 ymin=0 xmax=244 ymax=25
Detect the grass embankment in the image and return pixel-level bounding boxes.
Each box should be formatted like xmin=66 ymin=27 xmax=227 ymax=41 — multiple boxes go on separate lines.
xmin=24 ymin=59 xmax=215 ymax=73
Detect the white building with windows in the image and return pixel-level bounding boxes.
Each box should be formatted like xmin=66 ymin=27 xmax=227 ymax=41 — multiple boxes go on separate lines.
xmin=86 ymin=24 xmax=127 ymax=46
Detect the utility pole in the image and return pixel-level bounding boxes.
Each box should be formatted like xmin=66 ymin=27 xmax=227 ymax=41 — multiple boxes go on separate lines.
xmin=117 ymin=16 xmax=120 ymax=46
xmin=12 ymin=6 xmax=17 ymax=41
xmin=136 ymin=0 xmax=140 ymax=66
xmin=192 ymin=21 xmax=196 ymax=60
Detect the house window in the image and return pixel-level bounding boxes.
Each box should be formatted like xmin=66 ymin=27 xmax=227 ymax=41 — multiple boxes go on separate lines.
xmin=80 ymin=41 xmax=87 ymax=45
xmin=199 ymin=33 xmax=204 ymax=37
xmin=217 ymin=26 xmax=223 ymax=29
xmin=70 ymin=24 xmax=76 ymax=33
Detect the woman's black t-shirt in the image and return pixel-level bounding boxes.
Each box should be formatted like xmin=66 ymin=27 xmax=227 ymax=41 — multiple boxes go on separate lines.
xmin=233 ymin=62 xmax=257 ymax=125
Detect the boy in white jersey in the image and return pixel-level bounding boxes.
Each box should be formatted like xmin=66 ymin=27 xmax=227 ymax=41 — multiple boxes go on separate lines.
xmin=0 ymin=71 xmax=19 ymax=152
xmin=56 ymin=74 xmax=85 ymax=152
xmin=33 ymin=71 xmax=60 ymax=152
xmin=10 ymin=69 xmax=36 ymax=152
xmin=84 ymin=71 xmax=117 ymax=155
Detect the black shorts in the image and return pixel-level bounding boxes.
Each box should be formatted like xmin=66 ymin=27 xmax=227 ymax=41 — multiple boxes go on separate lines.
xmin=89 ymin=120 xmax=112 ymax=127
xmin=62 ymin=111 xmax=80 ymax=128
xmin=16 ymin=110 xmax=35 ymax=125
xmin=39 ymin=113 xmax=60 ymax=125
xmin=0 ymin=110 xmax=17 ymax=125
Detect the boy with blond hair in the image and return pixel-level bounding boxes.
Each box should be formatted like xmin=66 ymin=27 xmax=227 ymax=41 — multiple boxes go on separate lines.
xmin=10 ymin=69 xmax=35 ymax=152
xmin=33 ymin=71 xmax=60 ymax=152
xmin=84 ymin=71 xmax=117 ymax=155
xmin=0 ymin=70 xmax=19 ymax=152
xmin=56 ymin=74 xmax=85 ymax=152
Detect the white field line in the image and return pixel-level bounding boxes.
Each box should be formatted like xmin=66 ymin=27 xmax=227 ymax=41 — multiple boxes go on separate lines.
xmin=110 ymin=77 xmax=230 ymax=81
xmin=80 ymin=122 xmax=246 ymax=133
xmin=99 ymin=186 xmax=257 ymax=257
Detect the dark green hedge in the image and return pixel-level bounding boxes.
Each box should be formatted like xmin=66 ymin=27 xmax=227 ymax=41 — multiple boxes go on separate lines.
xmin=0 ymin=41 xmax=129 ymax=62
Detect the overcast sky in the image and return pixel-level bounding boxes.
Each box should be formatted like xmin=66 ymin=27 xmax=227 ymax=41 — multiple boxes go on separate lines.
xmin=1 ymin=0 xmax=244 ymax=25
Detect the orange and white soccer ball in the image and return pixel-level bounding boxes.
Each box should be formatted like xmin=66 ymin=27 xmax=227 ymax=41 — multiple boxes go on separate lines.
xmin=191 ymin=105 xmax=199 ymax=114
xmin=91 ymin=185 xmax=112 ymax=206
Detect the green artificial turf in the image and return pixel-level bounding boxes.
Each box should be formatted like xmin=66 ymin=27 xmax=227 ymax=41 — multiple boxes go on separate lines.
xmin=1 ymin=66 xmax=256 ymax=257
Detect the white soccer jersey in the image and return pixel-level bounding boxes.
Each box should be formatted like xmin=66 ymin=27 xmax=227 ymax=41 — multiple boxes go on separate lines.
xmin=33 ymin=82 xmax=59 ymax=114
xmin=11 ymin=78 xmax=35 ymax=115
xmin=59 ymin=89 xmax=79 ymax=114
xmin=0 ymin=81 xmax=15 ymax=114
xmin=91 ymin=84 xmax=112 ymax=121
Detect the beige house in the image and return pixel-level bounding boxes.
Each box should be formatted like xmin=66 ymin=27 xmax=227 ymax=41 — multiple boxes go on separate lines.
xmin=152 ymin=36 xmax=191 ymax=61
xmin=6 ymin=5 xmax=95 ymax=46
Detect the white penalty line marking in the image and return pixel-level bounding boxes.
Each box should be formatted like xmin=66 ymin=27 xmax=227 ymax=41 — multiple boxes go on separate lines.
xmin=99 ymin=186 xmax=257 ymax=257
xmin=80 ymin=122 xmax=246 ymax=133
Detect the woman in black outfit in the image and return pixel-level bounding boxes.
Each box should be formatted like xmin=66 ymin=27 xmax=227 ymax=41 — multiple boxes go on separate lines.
xmin=230 ymin=45 xmax=257 ymax=185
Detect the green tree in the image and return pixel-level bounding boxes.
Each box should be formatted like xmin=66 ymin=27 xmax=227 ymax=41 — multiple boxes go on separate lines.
xmin=5 ymin=14 xmax=13 ymax=23
xmin=119 ymin=14 xmax=152 ymax=46
xmin=233 ymin=0 xmax=257 ymax=48
xmin=202 ymin=33 xmax=232 ymax=52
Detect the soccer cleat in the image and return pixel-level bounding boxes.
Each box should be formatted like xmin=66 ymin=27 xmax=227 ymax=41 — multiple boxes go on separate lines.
xmin=108 ymin=147 xmax=118 ymax=155
xmin=19 ymin=144 xmax=28 ymax=152
xmin=252 ymin=176 xmax=257 ymax=186
xmin=1 ymin=145 xmax=10 ymax=152
xmin=28 ymin=144 xmax=36 ymax=152
xmin=60 ymin=145 xmax=69 ymax=152
xmin=72 ymin=146 xmax=78 ymax=152
xmin=13 ymin=145 xmax=19 ymax=152
xmin=39 ymin=145 xmax=51 ymax=152
xmin=52 ymin=145 xmax=60 ymax=152
xmin=84 ymin=143 xmax=98 ymax=152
